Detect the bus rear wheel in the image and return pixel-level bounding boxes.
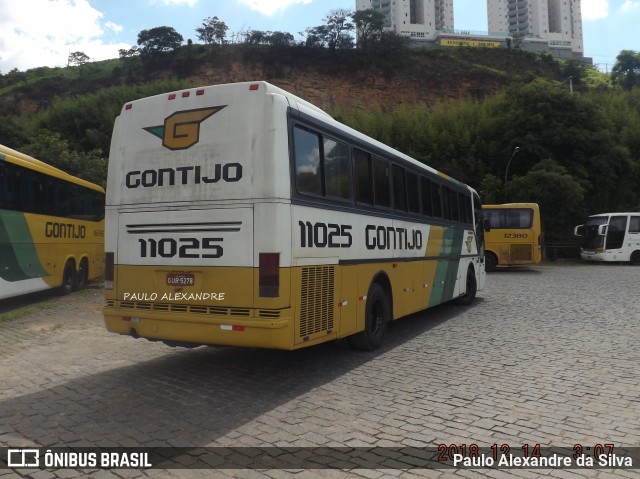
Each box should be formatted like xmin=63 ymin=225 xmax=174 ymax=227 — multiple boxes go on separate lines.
xmin=351 ymin=283 xmax=390 ymax=351
xmin=456 ymin=268 xmax=477 ymax=306
xmin=485 ymin=252 xmax=497 ymax=272
xmin=76 ymin=258 xmax=89 ymax=290
xmin=61 ymin=261 xmax=76 ymax=295
xmin=631 ymin=250 xmax=640 ymax=265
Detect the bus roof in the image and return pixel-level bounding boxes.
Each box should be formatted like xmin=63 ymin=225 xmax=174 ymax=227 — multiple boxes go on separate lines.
xmin=0 ymin=143 xmax=104 ymax=193
xmin=587 ymin=212 xmax=640 ymax=217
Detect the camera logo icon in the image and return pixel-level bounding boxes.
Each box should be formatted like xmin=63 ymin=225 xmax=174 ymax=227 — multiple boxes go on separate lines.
xmin=7 ymin=449 xmax=40 ymax=468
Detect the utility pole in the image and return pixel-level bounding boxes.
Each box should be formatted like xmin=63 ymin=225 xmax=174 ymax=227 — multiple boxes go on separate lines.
xmin=504 ymin=146 xmax=521 ymax=201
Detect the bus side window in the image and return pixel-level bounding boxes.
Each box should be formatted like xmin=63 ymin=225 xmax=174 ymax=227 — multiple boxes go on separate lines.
xmin=460 ymin=193 xmax=472 ymax=224
xmin=449 ymin=189 xmax=460 ymax=222
xmin=441 ymin=186 xmax=451 ymax=220
xmin=629 ymin=216 xmax=640 ymax=233
xmin=323 ymin=138 xmax=350 ymax=200
xmin=392 ymin=164 xmax=407 ymax=212
xmin=0 ymin=163 xmax=16 ymax=210
xmin=372 ymin=156 xmax=390 ymax=208
xmin=19 ymin=167 xmax=38 ymax=213
xmin=607 ymin=216 xmax=628 ymax=249
xmin=353 ymin=148 xmax=373 ymax=205
xmin=421 ymin=176 xmax=433 ymax=217
xmin=431 ymin=182 xmax=443 ymax=218
xmin=406 ymin=171 xmax=420 ymax=214
xmin=293 ymin=126 xmax=322 ymax=196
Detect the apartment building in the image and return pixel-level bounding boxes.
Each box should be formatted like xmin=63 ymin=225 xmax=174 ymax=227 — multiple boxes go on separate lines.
xmin=487 ymin=0 xmax=583 ymax=55
xmin=355 ymin=0 xmax=454 ymax=41
xmin=356 ymin=0 xmax=584 ymax=58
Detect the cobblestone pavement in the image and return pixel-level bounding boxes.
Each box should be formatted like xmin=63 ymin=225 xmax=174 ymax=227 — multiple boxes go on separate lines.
xmin=0 ymin=263 xmax=639 ymax=479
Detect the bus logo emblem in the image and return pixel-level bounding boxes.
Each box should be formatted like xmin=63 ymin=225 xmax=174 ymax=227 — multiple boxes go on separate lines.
xmin=144 ymin=106 xmax=226 ymax=151
xmin=465 ymin=234 xmax=473 ymax=253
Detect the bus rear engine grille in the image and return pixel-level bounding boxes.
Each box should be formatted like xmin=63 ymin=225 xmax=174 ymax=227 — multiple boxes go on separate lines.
xmin=115 ymin=301 xmax=250 ymax=317
xmin=510 ymin=244 xmax=533 ymax=262
xmin=300 ymin=266 xmax=335 ymax=338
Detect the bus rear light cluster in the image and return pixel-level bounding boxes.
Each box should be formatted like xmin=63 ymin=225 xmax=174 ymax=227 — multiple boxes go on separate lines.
xmin=259 ymin=253 xmax=279 ymax=297
xmin=125 ymin=88 xmax=206 ymax=110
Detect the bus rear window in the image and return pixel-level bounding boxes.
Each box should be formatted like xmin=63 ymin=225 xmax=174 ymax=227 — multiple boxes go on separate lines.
xmin=293 ymin=127 xmax=322 ymax=196
xmin=485 ymin=209 xmax=533 ymax=229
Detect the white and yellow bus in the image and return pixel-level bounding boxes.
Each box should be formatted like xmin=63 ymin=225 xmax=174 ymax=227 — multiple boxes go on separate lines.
xmin=103 ymin=81 xmax=486 ymax=351
xmin=574 ymin=212 xmax=640 ymax=264
xmin=0 ymin=144 xmax=105 ymax=300
xmin=482 ymin=203 xmax=543 ymax=272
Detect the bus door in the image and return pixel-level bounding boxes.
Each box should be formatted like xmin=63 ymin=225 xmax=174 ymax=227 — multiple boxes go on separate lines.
xmin=605 ymin=215 xmax=628 ymax=251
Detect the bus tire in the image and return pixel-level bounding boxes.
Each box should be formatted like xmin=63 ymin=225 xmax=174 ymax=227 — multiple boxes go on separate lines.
xmin=351 ymin=283 xmax=390 ymax=351
xmin=76 ymin=258 xmax=89 ymax=290
xmin=485 ymin=252 xmax=497 ymax=272
xmin=631 ymin=250 xmax=640 ymax=265
xmin=456 ymin=267 xmax=477 ymax=306
xmin=61 ymin=260 xmax=76 ymax=295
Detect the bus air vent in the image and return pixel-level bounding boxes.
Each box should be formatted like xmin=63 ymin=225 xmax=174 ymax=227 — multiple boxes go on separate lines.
xmin=259 ymin=310 xmax=281 ymax=318
xmin=510 ymin=244 xmax=533 ymax=262
xmin=300 ymin=266 xmax=335 ymax=338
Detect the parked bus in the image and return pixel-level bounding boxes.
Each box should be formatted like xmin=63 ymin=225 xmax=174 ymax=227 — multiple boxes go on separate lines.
xmin=103 ymin=81 xmax=486 ymax=351
xmin=0 ymin=144 xmax=105 ymax=300
xmin=482 ymin=203 xmax=542 ymax=272
xmin=574 ymin=212 xmax=640 ymax=264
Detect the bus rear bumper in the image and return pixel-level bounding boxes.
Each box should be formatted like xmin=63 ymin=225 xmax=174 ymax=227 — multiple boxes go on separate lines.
xmin=102 ymin=306 xmax=293 ymax=350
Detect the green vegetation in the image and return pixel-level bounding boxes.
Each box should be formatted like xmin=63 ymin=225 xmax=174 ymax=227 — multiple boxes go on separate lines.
xmin=0 ymin=302 xmax=54 ymax=324
xmin=339 ymin=80 xmax=640 ymax=240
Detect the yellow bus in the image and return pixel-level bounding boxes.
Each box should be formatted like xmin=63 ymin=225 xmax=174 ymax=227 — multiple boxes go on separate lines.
xmin=482 ymin=203 xmax=543 ymax=272
xmin=103 ymin=81 xmax=486 ymax=351
xmin=0 ymin=144 xmax=105 ymax=300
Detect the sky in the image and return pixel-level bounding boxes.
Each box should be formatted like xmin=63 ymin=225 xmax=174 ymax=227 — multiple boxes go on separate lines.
xmin=0 ymin=0 xmax=638 ymax=74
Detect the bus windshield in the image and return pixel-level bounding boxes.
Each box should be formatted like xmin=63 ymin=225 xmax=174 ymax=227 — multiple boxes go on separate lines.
xmin=580 ymin=216 xmax=607 ymax=250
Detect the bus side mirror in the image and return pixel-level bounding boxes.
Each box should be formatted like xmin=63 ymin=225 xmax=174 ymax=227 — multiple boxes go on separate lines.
xmin=483 ymin=218 xmax=491 ymax=232
xmin=574 ymin=225 xmax=585 ymax=237
xmin=598 ymin=224 xmax=608 ymax=236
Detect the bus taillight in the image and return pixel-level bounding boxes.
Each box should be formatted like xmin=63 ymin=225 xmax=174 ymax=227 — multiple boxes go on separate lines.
xmin=105 ymin=252 xmax=114 ymax=290
xmin=259 ymin=253 xmax=279 ymax=298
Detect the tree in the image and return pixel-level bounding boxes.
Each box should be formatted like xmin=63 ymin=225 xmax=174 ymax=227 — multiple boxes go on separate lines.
xmin=137 ymin=26 xmax=183 ymax=55
xmin=352 ymin=9 xmax=385 ymax=50
xmin=305 ymin=9 xmax=354 ymax=50
xmin=508 ymin=31 xmax=526 ymax=49
xmin=195 ymin=16 xmax=228 ymax=45
xmin=68 ymin=51 xmax=90 ymax=67
xmin=245 ymin=30 xmax=267 ymax=45
xmin=372 ymin=30 xmax=410 ymax=56
xmin=324 ymin=8 xmax=354 ymax=50
xmin=267 ymin=31 xmax=295 ymax=47
xmin=611 ymin=50 xmax=640 ymax=90
xmin=506 ymin=159 xmax=586 ymax=238
xmin=21 ymin=133 xmax=107 ymax=186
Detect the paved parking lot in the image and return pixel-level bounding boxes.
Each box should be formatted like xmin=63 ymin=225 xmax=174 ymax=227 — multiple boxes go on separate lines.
xmin=0 ymin=263 xmax=639 ymax=478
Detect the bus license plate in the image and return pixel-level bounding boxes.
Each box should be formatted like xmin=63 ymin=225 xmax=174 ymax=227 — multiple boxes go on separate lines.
xmin=166 ymin=273 xmax=194 ymax=286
